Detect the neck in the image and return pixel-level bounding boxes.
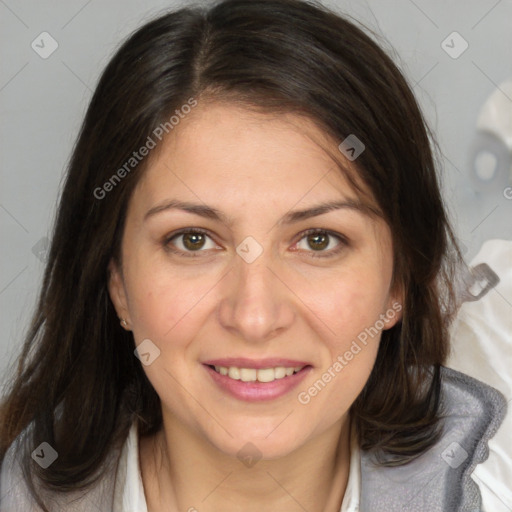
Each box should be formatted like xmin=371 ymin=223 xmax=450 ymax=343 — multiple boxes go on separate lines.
xmin=140 ymin=412 xmax=352 ymax=512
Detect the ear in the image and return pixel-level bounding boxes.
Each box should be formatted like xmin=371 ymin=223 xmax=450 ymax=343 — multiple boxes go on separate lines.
xmin=107 ymin=258 xmax=131 ymax=327
xmin=383 ymin=281 xmax=404 ymax=330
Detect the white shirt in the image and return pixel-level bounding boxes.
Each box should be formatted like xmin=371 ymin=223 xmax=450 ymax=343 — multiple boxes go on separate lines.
xmin=113 ymin=420 xmax=362 ymax=512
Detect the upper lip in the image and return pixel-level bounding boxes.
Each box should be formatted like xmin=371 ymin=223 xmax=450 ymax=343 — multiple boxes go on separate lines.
xmin=202 ymin=357 xmax=311 ymax=369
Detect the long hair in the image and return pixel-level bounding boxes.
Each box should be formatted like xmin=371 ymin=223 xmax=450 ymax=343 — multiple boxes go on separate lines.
xmin=0 ymin=0 xmax=462 ymax=509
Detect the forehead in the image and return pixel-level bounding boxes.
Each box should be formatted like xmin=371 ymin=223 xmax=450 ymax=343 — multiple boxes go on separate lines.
xmin=133 ymin=102 xmax=378 ymax=216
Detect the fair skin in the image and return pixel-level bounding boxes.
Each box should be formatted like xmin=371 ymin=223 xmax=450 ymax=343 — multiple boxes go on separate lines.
xmin=108 ymin=102 xmax=402 ymax=512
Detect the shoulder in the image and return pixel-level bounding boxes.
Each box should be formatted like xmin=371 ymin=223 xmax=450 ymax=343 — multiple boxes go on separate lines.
xmin=359 ymin=366 xmax=507 ymax=512
xmin=440 ymin=365 xmax=507 ymax=426
xmin=447 ymin=238 xmax=512 ymax=510
xmin=1 ymin=430 xmax=42 ymax=511
xmin=438 ymin=366 xmax=507 ymax=469
xmin=1 ymin=424 xmax=125 ymax=512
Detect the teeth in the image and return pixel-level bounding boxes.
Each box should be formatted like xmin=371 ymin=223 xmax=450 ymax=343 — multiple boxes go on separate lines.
xmin=257 ymin=368 xmax=275 ymax=382
xmin=228 ymin=367 xmax=240 ymax=380
xmin=212 ymin=365 xmax=305 ymax=382
xmin=274 ymin=367 xmax=286 ymax=379
xmin=240 ymin=368 xmax=257 ymax=382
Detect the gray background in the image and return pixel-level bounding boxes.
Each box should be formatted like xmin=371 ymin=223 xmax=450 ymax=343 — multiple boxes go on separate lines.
xmin=1 ymin=0 xmax=512 ymax=381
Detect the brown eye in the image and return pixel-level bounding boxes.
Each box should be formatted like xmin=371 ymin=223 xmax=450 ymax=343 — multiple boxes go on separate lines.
xmin=294 ymin=229 xmax=347 ymax=258
xmin=163 ymin=227 xmax=347 ymax=259
xmin=306 ymin=232 xmax=329 ymax=251
xmin=163 ymin=228 xmax=218 ymax=257
xmin=181 ymin=232 xmax=207 ymax=251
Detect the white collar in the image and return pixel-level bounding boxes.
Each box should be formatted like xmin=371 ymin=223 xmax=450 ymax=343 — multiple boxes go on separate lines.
xmin=115 ymin=421 xmax=361 ymax=512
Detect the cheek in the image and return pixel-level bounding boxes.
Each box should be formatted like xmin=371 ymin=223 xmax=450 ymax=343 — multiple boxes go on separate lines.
xmin=319 ymin=282 xmax=383 ymax=379
xmin=293 ymin=263 xmax=389 ymax=412
xmin=305 ymin=265 xmax=390 ymax=346
xmin=131 ymin=283 xmax=209 ymax=345
xmin=123 ymin=253 xmax=217 ymax=344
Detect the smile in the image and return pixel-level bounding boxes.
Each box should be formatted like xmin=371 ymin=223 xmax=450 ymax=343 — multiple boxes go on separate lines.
xmin=210 ymin=365 xmax=305 ymax=383
xmin=203 ymin=362 xmax=312 ymax=402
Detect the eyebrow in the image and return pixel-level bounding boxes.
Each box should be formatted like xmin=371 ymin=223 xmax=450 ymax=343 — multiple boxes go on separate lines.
xmin=144 ymin=198 xmax=379 ymax=226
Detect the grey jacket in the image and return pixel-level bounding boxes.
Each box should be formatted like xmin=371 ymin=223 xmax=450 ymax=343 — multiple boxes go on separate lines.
xmin=0 ymin=366 xmax=507 ymax=511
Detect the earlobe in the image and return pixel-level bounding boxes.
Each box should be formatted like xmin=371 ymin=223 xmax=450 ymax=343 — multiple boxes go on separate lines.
xmin=383 ymin=284 xmax=404 ymax=329
xmin=107 ymin=258 xmax=131 ymax=326
xmin=385 ymin=297 xmax=403 ymax=329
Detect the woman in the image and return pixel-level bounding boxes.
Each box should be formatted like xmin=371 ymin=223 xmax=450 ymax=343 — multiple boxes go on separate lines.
xmin=0 ymin=0 xmax=507 ymax=510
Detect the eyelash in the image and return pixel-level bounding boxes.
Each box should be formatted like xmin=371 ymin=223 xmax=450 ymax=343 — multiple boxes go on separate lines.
xmin=162 ymin=227 xmax=348 ymax=259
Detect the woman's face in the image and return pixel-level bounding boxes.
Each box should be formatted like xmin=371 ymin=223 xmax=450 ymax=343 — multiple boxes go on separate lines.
xmin=109 ymin=102 xmax=401 ymax=459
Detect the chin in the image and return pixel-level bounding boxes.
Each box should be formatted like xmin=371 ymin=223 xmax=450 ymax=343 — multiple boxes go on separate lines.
xmin=205 ymin=420 xmax=308 ymax=461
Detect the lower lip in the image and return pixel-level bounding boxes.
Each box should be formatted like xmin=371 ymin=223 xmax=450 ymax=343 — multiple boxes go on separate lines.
xmin=203 ymin=364 xmax=312 ymax=402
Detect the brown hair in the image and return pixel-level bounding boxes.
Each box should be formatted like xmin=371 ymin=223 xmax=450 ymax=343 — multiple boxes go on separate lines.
xmin=0 ymin=0 xmax=462 ymax=509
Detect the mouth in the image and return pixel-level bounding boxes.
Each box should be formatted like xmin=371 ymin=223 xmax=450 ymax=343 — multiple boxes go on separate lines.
xmin=206 ymin=364 xmax=308 ymax=383
xmin=202 ymin=359 xmax=313 ymax=401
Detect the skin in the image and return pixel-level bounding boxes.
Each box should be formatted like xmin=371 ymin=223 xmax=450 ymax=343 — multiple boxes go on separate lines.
xmin=108 ymin=102 xmax=402 ymax=512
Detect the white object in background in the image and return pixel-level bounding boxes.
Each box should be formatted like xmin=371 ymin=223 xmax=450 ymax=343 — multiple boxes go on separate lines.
xmin=469 ymin=79 xmax=512 ymax=194
xmin=447 ymin=239 xmax=512 ymax=512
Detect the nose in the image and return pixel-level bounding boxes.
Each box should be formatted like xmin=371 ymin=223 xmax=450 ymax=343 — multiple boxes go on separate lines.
xmin=217 ymin=246 xmax=295 ymax=344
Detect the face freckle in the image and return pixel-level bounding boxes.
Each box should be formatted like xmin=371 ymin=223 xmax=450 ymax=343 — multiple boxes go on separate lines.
xmin=108 ymin=101 xmax=401 ymax=460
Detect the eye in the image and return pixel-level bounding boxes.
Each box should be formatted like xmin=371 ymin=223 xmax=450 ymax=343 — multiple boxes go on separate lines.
xmin=163 ymin=227 xmax=348 ymax=259
xmin=163 ymin=228 xmax=219 ymax=257
xmin=293 ymin=228 xmax=347 ymax=258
